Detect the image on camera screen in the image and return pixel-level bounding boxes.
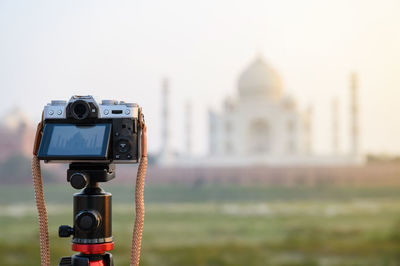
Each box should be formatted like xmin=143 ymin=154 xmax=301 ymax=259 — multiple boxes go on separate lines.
xmin=38 ymin=124 xmax=111 ymax=159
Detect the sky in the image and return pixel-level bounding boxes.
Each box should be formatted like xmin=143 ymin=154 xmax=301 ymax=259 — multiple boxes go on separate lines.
xmin=0 ymin=0 xmax=400 ymax=155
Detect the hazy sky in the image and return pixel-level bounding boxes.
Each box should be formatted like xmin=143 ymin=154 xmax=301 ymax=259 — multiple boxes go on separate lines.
xmin=0 ymin=0 xmax=400 ymax=155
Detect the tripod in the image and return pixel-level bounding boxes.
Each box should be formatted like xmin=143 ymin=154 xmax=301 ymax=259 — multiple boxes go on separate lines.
xmin=58 ymin=163 xmax=116 ymax=266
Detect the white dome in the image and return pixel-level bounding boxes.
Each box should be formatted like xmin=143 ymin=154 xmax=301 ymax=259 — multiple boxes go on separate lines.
xmin=238 ymin=56 xmax=283 ymax=101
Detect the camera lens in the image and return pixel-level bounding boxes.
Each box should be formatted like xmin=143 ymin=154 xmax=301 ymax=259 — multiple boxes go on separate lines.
xmin=71 ymin=100 xmax=90 ymax=120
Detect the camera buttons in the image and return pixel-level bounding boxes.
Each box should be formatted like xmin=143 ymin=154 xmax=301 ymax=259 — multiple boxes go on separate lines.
xmin=125 ymin=109 xmax=130 ymax=115
xmin=57 ymin=110 xmax=62 ymax=115
xmin=104 ymin=109 xmax=109 ymax=115
xmin=49 ymin=110 xmax=54 ymax=115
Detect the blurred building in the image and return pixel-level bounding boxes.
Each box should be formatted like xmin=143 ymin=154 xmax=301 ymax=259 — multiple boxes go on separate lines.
xmin=206 ymin=56 xmax=362 ymax=166
xmin=0 ymin=107 xmax=35 ymax=161
xmin=158 ymin=55 xmax=362 ymax=166
xmin=156 ymin=78 xmax=175 ymax=165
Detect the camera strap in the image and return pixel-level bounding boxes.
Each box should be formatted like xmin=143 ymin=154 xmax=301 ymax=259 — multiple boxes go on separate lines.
xmin=32 ymin=110 xmax=148 ymax=266
xmin=32 ymin=113 xmax=50 ymax=266
xmin=130 ymin=108 xmax=148 ymax=266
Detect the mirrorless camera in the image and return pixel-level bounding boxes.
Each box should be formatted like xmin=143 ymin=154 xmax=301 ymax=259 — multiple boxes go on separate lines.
xmin=37 ymin=95 xmax=142 ymax=163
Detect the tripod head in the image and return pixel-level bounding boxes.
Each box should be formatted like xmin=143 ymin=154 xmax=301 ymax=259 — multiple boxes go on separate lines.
xmin=67 ymin=163 xmax=115 ymax=189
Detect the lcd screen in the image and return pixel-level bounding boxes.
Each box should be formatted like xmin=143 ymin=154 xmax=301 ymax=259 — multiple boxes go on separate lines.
xmin=38 ymin=124 xmax=111 ymax=159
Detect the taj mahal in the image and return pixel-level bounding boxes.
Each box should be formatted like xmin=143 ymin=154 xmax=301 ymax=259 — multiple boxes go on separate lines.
xmin=158 ymin=55 xmax=361 ymax=166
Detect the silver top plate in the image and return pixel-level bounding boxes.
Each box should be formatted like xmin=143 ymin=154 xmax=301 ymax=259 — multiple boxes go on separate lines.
xmin=43 ymin=96 xmax=139 ymax=120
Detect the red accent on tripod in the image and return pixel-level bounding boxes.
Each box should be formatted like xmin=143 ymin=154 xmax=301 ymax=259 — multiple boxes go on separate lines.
xmin=72 ymin=242 xmax=114 ymax=254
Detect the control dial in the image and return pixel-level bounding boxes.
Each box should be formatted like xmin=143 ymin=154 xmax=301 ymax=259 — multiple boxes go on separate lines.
xmin=75 ymin=211 xmax=101 ymax=232
xmin=116 ymin=139 xmax=130 ymax=153
xmin=69 ymin=173 xmax=88 ymax=190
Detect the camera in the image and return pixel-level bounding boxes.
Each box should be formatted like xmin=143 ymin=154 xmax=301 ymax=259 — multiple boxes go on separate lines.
xmin=33 ymin=95 xmax=147 ymax=266
xmin=37 ymin=95 xmax=142 ymax=163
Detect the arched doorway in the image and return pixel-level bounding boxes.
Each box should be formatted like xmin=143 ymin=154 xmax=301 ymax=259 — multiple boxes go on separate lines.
xmin=247 ymin=119 xmax=270 ymax=154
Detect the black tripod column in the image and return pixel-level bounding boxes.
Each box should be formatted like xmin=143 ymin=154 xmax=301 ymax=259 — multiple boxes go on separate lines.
xmin=73 ymin=184 xmax=112 ymax=245
xmin=58 ymin=164 xmax=115 ymax=266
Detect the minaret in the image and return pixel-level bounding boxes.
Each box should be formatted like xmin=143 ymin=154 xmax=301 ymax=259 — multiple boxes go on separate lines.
xmin=208 ymin=109 xmax=217 ymax=155
xmin=332 ymin=97 xmax=339 ymax=154
xmin=161 ymin=78 xmax=172 ymax=158
xmin=185 ymin=101 xmax=192 ymax=155
xmin=350 ymin=73 xmax=359 ymax=155
xmin=304 ymin=105 xmax=313 ymax=154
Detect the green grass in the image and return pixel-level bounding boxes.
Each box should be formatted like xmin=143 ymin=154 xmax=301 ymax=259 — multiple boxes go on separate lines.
xmin=2 ymin=184 xmax=400 ymax=265
xmin=3 ymin=184 xmax=400 ymax=205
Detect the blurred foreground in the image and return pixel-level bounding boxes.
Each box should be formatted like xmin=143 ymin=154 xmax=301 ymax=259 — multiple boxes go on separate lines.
xmin=2 ymin=183 xmax=400 ymax=266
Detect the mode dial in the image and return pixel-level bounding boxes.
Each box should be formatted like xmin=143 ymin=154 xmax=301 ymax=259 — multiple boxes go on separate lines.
xmin=51 ymin=100 xmax=67 ymax=105
xmin=101 ymin=100 xmax=118 ymax=105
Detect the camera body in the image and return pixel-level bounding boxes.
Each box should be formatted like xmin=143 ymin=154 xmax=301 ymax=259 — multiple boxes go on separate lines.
xmin=37 ymin=95 xmax=141 ymax=163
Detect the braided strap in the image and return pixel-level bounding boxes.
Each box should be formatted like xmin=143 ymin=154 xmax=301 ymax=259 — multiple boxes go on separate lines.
xmin=130 ymin=120 xmax=148 ymax=266
xmin=32 ymin=156 xmax=50 ymax=266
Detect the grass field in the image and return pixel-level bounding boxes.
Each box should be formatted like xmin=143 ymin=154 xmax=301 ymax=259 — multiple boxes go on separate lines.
xmin=2 ymin=184 xmax=400 ymax=265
